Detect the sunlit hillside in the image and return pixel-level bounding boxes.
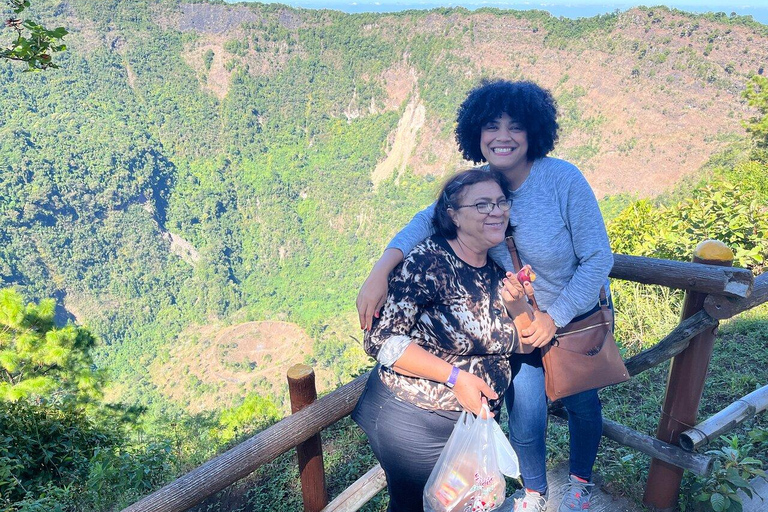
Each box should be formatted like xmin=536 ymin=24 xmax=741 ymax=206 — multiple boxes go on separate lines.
xmin=3 ymin=1 xmax=768 ymax=510
xmin=2 ymin=0 xmax=766 ymax=430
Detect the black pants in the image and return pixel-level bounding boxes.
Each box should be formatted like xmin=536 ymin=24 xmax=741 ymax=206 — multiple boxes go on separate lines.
xmin=352 ymin=369 xmax=461 ymax=512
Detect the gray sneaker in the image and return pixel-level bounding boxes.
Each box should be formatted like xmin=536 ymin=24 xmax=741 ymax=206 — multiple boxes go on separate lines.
xmin=557 ymin=475 xmax=594 ymax=511
xmin=514 ymin=489 xmax=547 ymax=511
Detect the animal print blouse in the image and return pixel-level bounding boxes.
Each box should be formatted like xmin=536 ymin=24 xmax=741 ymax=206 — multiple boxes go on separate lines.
xmin=364 ymin=235 xmax=518 ymax=412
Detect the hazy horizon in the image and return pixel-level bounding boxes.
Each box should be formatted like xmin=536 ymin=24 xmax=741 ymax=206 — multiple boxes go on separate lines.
xmin=227 ymin=1 xmax=768 ymax=24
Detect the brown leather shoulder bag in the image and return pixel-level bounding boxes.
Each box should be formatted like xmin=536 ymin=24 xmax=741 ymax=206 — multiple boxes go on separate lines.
xmin=505 ymin=236 xmax=629 ymax=400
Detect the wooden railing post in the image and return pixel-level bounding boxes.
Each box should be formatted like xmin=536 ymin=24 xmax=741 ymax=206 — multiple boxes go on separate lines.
xmin=643 ymin=240 xmax=734 ymax=510
xmin=288 ymin=364 xmax=329 ymax=512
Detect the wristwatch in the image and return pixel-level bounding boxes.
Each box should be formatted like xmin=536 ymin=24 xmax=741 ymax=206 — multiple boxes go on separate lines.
xmin=445 ymin=365 xmax=461 ymax=388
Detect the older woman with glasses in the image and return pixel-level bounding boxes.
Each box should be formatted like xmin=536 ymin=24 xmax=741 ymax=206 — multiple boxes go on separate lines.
xmin=357 ymin=80 xmax=614 ymax=512
xmin=352 ymin=168 xmax=531 ymax=512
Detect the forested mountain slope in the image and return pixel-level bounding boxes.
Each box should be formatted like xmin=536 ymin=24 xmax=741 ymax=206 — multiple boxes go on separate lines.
xmin=1 ymin=0 xmax=766 ymax=414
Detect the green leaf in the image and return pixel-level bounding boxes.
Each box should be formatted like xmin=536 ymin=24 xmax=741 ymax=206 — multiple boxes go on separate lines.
xmin=725 ymin=467 xmax=751 ymax=488
xmin=710 ymin=493 xmax=727 ymax=511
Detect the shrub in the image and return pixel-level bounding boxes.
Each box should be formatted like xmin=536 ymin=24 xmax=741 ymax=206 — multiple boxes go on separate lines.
xmin=608 ymin=180 xmax=768 ymax=273
xmin=0 ymin=400 xmax=114 ymax=506
xmin=681 ymin=432 xmax=767 ymax=512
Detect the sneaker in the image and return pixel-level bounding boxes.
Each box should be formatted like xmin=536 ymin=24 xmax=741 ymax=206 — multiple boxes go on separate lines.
xmin=557 ymin=475 xmax=594 ymax=511
xmin=514 ymin=489 xmax=547 ymax=511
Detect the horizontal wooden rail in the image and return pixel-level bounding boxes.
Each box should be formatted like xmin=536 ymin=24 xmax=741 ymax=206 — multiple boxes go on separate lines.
xmin=679 ymin=385 xmax=768 ymax=452
xmin=611 ymin=254 xmax=753 ymax=298
xmin=705 ymin=272 xmax=768 ymax=319
xmin=321 ymin=464 xmax=387 ymax=512
xmin=122 ymin=372 xmax=370 ymax=512
xmin=551 ymin=409 xmax=713 ymax=476
xmin=623 ymin=309 xmax=718 ymax=377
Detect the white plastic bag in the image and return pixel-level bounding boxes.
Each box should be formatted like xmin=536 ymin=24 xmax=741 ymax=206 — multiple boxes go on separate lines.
xmin=423 ymin=404 xmax=519 ymax=512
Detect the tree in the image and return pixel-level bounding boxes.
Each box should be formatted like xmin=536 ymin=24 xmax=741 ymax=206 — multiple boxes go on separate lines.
xmin=743 ymin=75 xmax=768 ymax=149
xmin=1 ymin=0 xmax=67 ymax=70
xmin=0 ymin=288 xmax=105 ymax=405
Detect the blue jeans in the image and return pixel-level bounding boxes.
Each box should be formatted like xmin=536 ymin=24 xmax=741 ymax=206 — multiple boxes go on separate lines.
xmin=506 ymin=302 xmax=608 ymax=492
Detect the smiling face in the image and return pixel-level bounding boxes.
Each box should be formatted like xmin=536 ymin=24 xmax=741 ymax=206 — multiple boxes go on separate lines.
xmin=480 ymin=112 xmax=531 ymax=179
xmin=449 ymin=180 xmax=510 ymax=251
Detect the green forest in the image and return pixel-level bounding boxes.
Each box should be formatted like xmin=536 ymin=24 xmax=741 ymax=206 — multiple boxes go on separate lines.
xmin=1 ymin=0 xmax=768 ymax=510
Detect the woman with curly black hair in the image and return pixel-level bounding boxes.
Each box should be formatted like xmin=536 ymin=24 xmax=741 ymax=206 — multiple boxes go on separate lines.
xmin=357 ymin=79 xmax=614 ymax=512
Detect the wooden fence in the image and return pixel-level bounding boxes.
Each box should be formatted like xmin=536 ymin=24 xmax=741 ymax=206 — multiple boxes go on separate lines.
xmin=123 ymin=244 xmax=768 ymax=512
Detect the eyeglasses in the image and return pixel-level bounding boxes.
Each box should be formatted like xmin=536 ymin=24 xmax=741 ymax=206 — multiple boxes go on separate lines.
xmin=452 ymin=200 xmax=512 ymax=214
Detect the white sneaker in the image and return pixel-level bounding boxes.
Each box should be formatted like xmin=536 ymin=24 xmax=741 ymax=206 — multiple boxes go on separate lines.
xmin=514 ymin=489 xmax=547 ymax=511
xmin=557 ymin=475 xmax=594 ymax=511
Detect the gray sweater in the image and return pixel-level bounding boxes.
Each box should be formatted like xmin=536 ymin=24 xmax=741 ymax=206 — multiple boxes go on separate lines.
xmin=387 ymin=157 xmax=613 ymax=328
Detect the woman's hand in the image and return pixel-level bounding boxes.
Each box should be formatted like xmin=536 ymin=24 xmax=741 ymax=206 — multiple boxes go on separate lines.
xmin=451 ymin=370 xmax=498 ymax=417
xmin=356 ymin=249 xmax=404 ymax=330
xmin=501 ymin=270 xmax=534 ymax=312
xmin=520 ymin=310 xmax=557 ymax=347
xmin=356 ymin=269 xmax=389 ymax=331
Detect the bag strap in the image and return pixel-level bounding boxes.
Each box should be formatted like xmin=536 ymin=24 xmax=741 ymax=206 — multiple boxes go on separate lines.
xmin=505 ymin=235 xmax=608 ymax=312
xmin=505 ymin=235 xmax=539 ymax=311
xmin=598 ymin=286 xmax=609 ymax=310
xmin=505 ymin=235 xmax=523 ymax=273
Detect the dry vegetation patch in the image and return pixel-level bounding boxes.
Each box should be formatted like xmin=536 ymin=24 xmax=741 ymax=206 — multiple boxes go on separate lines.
xmin=150 ymin=320 xmax=335 ymax=414
xmin=166 ymin=3 xmax=264 ymax=34
xmin=381 ymin=61 xmax=417 ymax=111
xmin=401 ymin=7 xmax=759 ymax=198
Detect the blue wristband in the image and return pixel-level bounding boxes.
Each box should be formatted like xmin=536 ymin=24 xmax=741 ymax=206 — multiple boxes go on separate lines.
xmin=445 ymin=365 xmax=460 ymax=388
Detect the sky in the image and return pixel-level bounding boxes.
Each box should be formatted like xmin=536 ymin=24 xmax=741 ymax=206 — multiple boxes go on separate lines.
xmin=229 ymin=1 xmax=768 ymax=24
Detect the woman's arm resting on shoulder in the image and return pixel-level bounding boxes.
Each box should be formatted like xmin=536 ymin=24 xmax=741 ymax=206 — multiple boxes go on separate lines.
xmin=356 ymin=248 xmax=403 ymax=330
xmin=391 ymin=343 xmax=498 ymax=417
xmin=357 ymin=203 xmax=437 ymax=330
xmin=387 ymin=202 xmax=437 ymax=256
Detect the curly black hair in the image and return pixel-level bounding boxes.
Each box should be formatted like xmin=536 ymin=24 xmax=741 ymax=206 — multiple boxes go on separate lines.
xmin=455 ymin=79 xmax=559 ymax=163
xmin=432 ymin=169 xmax=511 ymax=240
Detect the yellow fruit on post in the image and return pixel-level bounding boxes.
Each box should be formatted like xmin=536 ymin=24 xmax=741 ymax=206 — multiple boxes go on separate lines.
xmin=693 ymin=240 xmax=733 ymax=262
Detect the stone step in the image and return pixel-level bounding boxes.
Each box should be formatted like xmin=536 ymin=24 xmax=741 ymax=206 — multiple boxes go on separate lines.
xmin=740 ymin=476 xmax=767 ymax=512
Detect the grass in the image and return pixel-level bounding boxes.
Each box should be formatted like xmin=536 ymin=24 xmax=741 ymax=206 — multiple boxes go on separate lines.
xmin=613 ymin=281 xmax=684 ymax=355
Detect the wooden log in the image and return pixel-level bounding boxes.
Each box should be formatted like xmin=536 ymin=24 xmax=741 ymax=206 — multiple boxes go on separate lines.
xmin=704 ymin=272 xmax=768 ymax=320
xmin=321 ymin=464 xmax=387 ymax=512
xmin=122 ymin=371 xmax=370 ymax=512
xmin=679 ymin=385 xmax=768 ymax=452
xmin=611 ymin=254 xmax=752 ymax=298
xmin=550 ymin=409 xmax=713 ymax=476
xmin=623 ymin=309 xmax=717 ymax=377
xmin=288 ymin=364 xmax=329 ymax=512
